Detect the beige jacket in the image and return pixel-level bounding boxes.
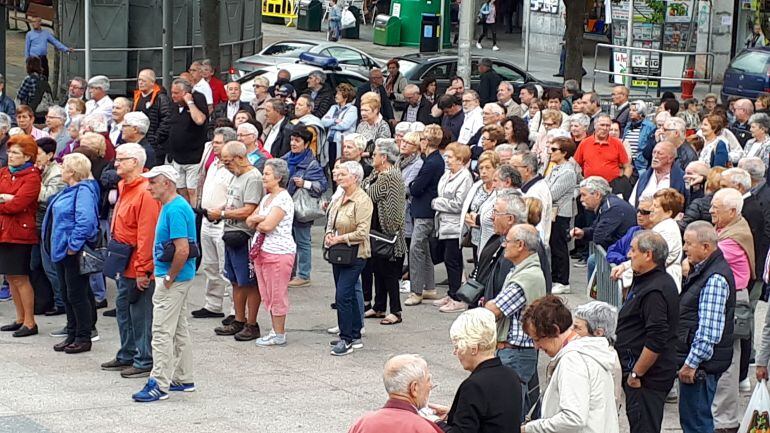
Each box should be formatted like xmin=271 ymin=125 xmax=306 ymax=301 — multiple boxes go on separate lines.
xmin=326 ymin=187 xmax=373 ymax=259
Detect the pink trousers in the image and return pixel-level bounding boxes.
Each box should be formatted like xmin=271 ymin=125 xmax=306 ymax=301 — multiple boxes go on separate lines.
xmin=253 ymin=252 xmax=295 ymax=316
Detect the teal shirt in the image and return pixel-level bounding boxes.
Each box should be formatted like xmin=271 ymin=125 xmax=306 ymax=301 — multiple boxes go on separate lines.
xmin=154 ymin=195 xmax=197 ymax=282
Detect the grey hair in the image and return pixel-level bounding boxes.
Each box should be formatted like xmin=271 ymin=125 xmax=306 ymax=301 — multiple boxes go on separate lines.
xmin=113 ymin=96 xmax=131 ymax=109
xmin=638 ymin=195 xmax=654 ymax=205
xmin=82 ymin=113 xmax=108 ymax=133
xmin=464 ymin=89 xmax=480 ymax=101
xmin=509 ymin=224 xmax=540 ymax=253
xmin=713 ymin=187 xmax=744 ymax=214
xmin=450 ymin=308 xmax=497 ymax=354
xmin=123 ymin=111 xmax=150 ymax=135
xmin=513 ymin=150 xmax=538 ymax=173
xmin=573 ymin=301 xmax=618 ymax=345
xmin=339 ymin=160 xmax=365 ymax=182
xmin=496 ymin=164 xmax=522 ymax=188
xmin=308 ymin=70 xmax=326 ymax=85
xmin=213 ymin=126 xmax=237 ymax=143
xmin=497 ymin=190 xmax=528 ymax=223
xmin=579 ymin=176 xmax=611 ymax=198
xmin=374 ymin=138 xmax=399 ymax=164
xmin=631 ymin=100 xmax=649 ymax=117
xmin=69 ymin=114 xmax=84 ymax=131
xmin=172 ymin=78 xmax=192 ymax=93
xmin=343 ymin=133 xmax=367 ymax=152
xmin=267 ymin=98 xmax=289 ymax=116
xmin=633 ymin=230 xmax=670 ymax=269
xmin=499 ymin=81 xmax=514 ymax=93
xmin=395 ymin=122 xmax=412 ymax=135
xmin=595 ymin=112 xmax=612 ymax=123
xmin=749 ymin=113 xmax=770 ymax=133
xmin=264 ymin=158 xmax=290 ymax=188
xmin=0 ymin=112 xmax=10 ymax=132
xmin=116 ymin=142 xmax=147 ymax=169
xmin=70 ymin=76 xmax=87 ymax=89
xmin=563 ymin=79 xmax=580 ymax=94
xmin=584 ymin=91 xmax=601 ymax=107
xmin=685 ymin=220 xmax=719 ymax=247
xmin=483 ymin=102 xmax=504 ymax=115
xmin=382 ymin=354 xmax=429 ymax=395
xmin=722 ymin=168 xmax=752 ymax=192
xmin=87 ymin=75 xmax=110 ymax=92
xmin=738 ymin=157 xmax=766 ymax=181
xmin=480 ymin=58 xmax=493 ymax=68
xmin=665 ymin=117 xmax=686 ymax=138
xmin=222 ymin=140 xmax=248 ymax=158
xmin=569 ymin=113 xmax=591 ymax=128
xmin=410 ymin=122 xmax=426 ymax=133
xmin=47 ymin=105 xmax=67 ymax=120
xmin=404 ymin=84 xmax=420 ymax=95
xmin=297 ymin=94 xmax=314 ymax=110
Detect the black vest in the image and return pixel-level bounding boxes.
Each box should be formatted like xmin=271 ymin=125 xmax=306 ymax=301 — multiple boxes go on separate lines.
xmin=676 ymin=249 xmax=736 ymax=374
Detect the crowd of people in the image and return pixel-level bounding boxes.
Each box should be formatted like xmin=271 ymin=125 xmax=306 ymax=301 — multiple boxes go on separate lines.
xmin=3 ymin=38 xmax=770 ymax=431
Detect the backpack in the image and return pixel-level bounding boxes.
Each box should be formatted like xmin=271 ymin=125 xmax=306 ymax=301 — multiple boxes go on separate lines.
xmin=29 ymin=77 xmax=54 ymax=115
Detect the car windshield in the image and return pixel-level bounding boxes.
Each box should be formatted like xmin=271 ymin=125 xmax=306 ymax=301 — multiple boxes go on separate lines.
xmin=262 ymin=42 xmax=315 ymax=58
xmin=729 ymin=50 xmax=770 ymax=75
xmin=398 ymin=59 xmax=419 ymax=77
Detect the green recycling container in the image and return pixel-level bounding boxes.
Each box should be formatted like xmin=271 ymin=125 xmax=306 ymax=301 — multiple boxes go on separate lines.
xmin=373 ymin=14 xmax=401 ymax=46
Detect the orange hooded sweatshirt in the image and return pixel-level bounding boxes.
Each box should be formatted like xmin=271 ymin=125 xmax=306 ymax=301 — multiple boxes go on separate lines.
xmin=111 ymin=176 xmax=161 ymax=278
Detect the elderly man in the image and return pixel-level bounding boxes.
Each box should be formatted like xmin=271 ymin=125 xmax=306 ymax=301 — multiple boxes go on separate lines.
xmin=582 ymin=92 xmax=603 ymax=133
xmin=616 ymin=230 xmax=680 ymax=433
xmin=290 ymin=95 xmax=325 ymax=162
xmin=709 ymin=187 xmax=754 ymax=433
xmin=664 ymin=116 xmax=698 ymax=171
xmin=630 ymin=141 xmax=688 ymax=206
xmin=562 ymin=79 xmax=581 ymax=115
xmin=132 ymin=69 xmax=170 ymax=166
xmin=59 ymin=76 xmax=87 ymax=106
xmin=263 ymin=98 xmax=293 ymax=158
xmin=167 ymin=78 xmax=208 ymax=205
xmin=574 ymin=113 xmax=632 ymax=184
xmin=121 ymin=112 xmax=157 ymax=169
xmin=188 ymin=60 xmax=213 ymax=113
xmin=201 ymin=59 xmax=227 ymax=106
xmin=85 ymin=75 xmax=113 ymax=124
xmin=511 ymin=150 xmax=552 ymax=242
xmin=210 ymin=141 xmax=263 ymax=341
xmin=211 ymin=81 xmax=254 ymax=122
xmin=437 ymin=94 xmax=464 ymax=142
xmin=678 ymin=221 xmax=735 ymax=433
xmin=468 ymin=103 xmax=505 ymax=154
xmin=348 ymin=354 xmax=442 ymax=433
xmin=611 ymin=85 xmax=630 ymax=131
xmin=497 ymin=81 xmax=523 ymax=118
xmin=457 ymin=90 xmax=483 ymax=145
xmin=191 ymin=127 xmax=236 ymax=320
xmin=100 ymin=143 xmax=162 ymax=379
xmin=485 ymin=224 xmax=546 ymax=420
xmin=478 ymin=58 xmax=502 ymax=105
xmin=400 ymin=84 xmax=433 ymax=125
xmin=303 ymin=70 xmax=334 ymax=119
xmin=355 ymin=68 xmax=395 ymax=126
xmin=109 ymin=97 xmax=131 ymax=146
xmin=131 ymin=165 xmax=197 ymax=402
xmin=517 ymin=84 xmax=538 ymax=118
xmin=730 ymin=98 xmax=754 ymax=147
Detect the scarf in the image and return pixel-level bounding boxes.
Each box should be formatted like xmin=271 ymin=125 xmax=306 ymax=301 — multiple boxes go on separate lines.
xmin=385 ymin=72 xmax=399 ymax=95
xmin=718 ymin=216 xmax=756 ymax=280
xmin=398 ymin=153 xmax=418 ymax=171
xmin=287 ymin=148 xmax=310 ymax=178
xmin=9 ymin=162 xmax=33 ymax=174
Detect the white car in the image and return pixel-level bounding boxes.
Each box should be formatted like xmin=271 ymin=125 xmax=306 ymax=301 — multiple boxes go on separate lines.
xmin=238 ymin=61 xmax=368 ymax=103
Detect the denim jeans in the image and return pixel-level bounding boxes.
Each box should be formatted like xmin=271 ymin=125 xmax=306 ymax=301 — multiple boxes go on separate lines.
xmin=54 ymin=255 xmax=95 ymax=343
xmin=115 ymin=277 xmax=154 ymax=370
xmin=498 ymin=346 xmax=539 ymax=422
xmin=679 ymin=372 xmax=720 ymax=433
xmin=292 ymin=224 xmax=312 ymax=280
xmin=35 ymin=243 xmax=64 ymax=309
xmin=333 ymin=258 xmax=366 ymax=343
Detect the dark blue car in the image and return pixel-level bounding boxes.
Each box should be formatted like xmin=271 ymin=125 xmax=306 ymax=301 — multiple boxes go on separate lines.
xmin=721 ymin=47 xmax=770 ymax=102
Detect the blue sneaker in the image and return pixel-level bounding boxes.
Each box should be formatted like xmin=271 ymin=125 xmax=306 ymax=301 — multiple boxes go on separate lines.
xmin=0 ymin=285 xmax=11 ymax=302
xmin=132 ymin=378 xmax=168 ymax=402
xmin=169 ymin=381 xmax=196 ymax=392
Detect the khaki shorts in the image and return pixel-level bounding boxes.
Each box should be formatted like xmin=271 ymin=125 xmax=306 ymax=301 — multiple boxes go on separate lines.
xmin=172 ymin=161 xmax=200 ymax=189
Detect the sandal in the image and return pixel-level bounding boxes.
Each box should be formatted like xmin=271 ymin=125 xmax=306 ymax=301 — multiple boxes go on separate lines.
xmin=364 ymin=309 xmax=386 ymax=319
xmin=380 ymin=314 xmax=402 ymax=325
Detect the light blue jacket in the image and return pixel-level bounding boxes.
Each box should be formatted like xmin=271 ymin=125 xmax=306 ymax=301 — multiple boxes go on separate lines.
xmin=42 ymin=179 xmax=100 ymax=263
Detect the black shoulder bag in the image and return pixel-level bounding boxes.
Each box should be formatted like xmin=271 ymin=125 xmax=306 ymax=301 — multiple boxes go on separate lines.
xmin=323 ymin=201 xmax=359 ymax=266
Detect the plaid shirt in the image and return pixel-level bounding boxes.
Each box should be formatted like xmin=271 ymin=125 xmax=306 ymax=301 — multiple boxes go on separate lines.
xmin=16 ymin=73 xmax=40 ymax=106
xmin=492 ymin=281 xmax=534 ymax=348
xmin=685 ymin=271 xmax=729 ymax=369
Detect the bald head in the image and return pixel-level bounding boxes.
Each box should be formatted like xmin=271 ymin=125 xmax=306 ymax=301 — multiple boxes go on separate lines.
xmin=736 ymin=99 xmax=755 ymax=123
xmin=651 ymin=141 xmax=676 ymax=173
xmin=404 ymin=84 xmax=421 ymax=106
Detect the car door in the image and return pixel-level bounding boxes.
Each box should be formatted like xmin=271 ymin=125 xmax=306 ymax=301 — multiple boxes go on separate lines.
xmin=321 ymin=47 xmax=369 ymax=76
xmin=722 ymin=49 xmax=770 ymax=100
xmin=419 ymin=61 xmax=456 ymax=94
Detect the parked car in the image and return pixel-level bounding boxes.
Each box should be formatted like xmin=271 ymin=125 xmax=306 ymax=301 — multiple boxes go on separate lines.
xmin=721 ymin=47 xmax=770 ymax=102
xmin=394 ymin=53 xmax=561 ymax=100
xmin=231 ymin=39 xmax=385 ymax=79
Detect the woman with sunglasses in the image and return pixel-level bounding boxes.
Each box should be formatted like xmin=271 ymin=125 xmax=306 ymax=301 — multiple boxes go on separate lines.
xmin=544 ymin=137 xmax=578 ymax=295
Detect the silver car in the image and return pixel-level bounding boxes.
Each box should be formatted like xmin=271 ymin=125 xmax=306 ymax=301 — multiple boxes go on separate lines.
xmin=232 ymin=39 xmax=384 ymax=78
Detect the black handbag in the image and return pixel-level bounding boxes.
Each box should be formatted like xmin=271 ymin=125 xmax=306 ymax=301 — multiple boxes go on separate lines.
xmin=456 ymin=278 xmax=485 ymax=305
xmin=158 ymin=239 xmax=201 ymax=263
xmin=103 ymin=239 xmax=135 ymax=280
xmin=429 ymin=235 xmax=444 ymax=265
xmin=222 ymin=230 xmax=251 ymax=248
xmin=324 ymin=243 xmax=359 ymax=265
xmin=369 ymin=230 xmax=396 ymax=259
xmin=78 ymin=229 xmax=107 ymax=276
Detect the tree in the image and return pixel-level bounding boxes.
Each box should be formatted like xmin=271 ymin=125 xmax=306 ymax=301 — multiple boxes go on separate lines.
xmin=563 ymin=0 xmax=586 ymax=86
xmin=200 ymin=0 xmax=220 ymax=72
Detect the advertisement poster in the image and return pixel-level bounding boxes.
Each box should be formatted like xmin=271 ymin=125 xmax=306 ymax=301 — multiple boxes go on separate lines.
xmin=665 ymin=1 xmax=693 ymax=23
xmin=530 ymin=0 xmax=558 ymax=14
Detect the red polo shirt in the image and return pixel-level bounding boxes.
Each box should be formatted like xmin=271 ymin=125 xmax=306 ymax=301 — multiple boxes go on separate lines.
xmin=573 ymin=134 xmax=629 ymax=183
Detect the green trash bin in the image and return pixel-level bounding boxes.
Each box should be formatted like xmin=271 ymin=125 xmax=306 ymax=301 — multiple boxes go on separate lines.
xmin=297 ymin=0 xmax=323 ymax=31
xmin=373 ymin=14 xmax=401 ymax=46
xmin=341 ymin=5 xmax=361 ymax=39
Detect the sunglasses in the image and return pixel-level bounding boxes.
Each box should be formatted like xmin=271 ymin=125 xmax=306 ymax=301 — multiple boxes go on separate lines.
xmin=549 ymin=147 xmax=561 ymax=152
xmin=637 ymin=209 xmax=652 ymax=215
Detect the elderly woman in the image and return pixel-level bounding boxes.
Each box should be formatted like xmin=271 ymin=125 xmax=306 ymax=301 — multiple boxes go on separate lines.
xmin=342 ymin=132 xmax=373 ymax=179
xmin=237 ymin=122 xmax=270 ymax=172
xmin=521 ymin=296 xmax=619 ymax=433
xmin=325 ymin=161 xmax=373 ymax=356
xmin=356 ymin=92 xmax=392 ymax=163
xmin=744 ymin=113 xmax=770 ymax=167
xmin=58 ymin=114 xmax=83 ymax=162
xmin=384 ymin=59 xmax=408 ymax=104
xmin=77 ymin=132 xmax=109 ymax=181
xmin=684 ymin=160 xmax=710 ymax=202
xmin=16 ymin=105 xmax=48 ymax=140
xmin=393 ymin=122 xmax=411 ymax=147
xmin=502 ymin=116 xmax=530 ymax=151
xmin=251 ymin=76 xmax=270 ymax=127
xmin=0 ymin=135 xmax=42 ymax=337
xmin=246 ymin=159 xmax=295 ymax=347
xmin=545 ymin=136 xmax=578 ymax=294
xmin=282 ymin=128 xmax=327 ymax=288
xmin=44 ymin=106 xmax=69 ymax=153
xmin=531 ymin=109 xmax=564 ymax=168
xmin=0 ymin=112 xmax=10 ymax=167
xmin=479 ymin=124 xmax=505 ymax=156
xmin=460 ymin=150 xmax=500 ymax=261
xmin=622 ymin=100 xmax=656 ymax=170
xmin=322 ymin=83 xmax=358 ymax=169
xmin=568 ymin=113 xmax=590 ymax=147
xmin=109 ymin=97 xmax=131 ymax=145
xmin=234 ymin=110 xmax=255 ymax=129
xmin=699 ymin=114 xmax=730 ymax=168
xmin=430 ymin=308 xmax=522 ymax=431
xmin=42 ymin=153 xmax=100 ymax=352
xmin=433 ymin=143 xmax=473 ymax=313
xmin=398 ymin=131 xmax=423 ymax=287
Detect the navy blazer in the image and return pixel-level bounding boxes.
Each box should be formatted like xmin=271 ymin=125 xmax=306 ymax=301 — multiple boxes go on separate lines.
xmin=409 ymin=150 xmax=445 ymax=219
xmin=584 ymin=194 xmax=637 ymax=249
xmin=633 ymin=163 xmax=690 ymax=206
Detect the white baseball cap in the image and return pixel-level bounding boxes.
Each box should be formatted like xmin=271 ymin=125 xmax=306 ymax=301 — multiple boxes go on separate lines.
xmin=140 ymin=164 xmax=179 ymax=183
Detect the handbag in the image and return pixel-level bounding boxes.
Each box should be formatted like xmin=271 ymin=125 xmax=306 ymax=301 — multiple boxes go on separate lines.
xmin=369 ymin=229 xmax=396 ymax=259
xmin=429 ymin=235 xmax=444 ymax=265
xmin=222 ymin=230 xmax=252 ymax=248
xmin=456 ymin=278 xmax=485 ymax=305
xmin=293 ymin=188 xmax=325 ymax=223
xmin=734 ymin=300 xmax=752 ymax=340
xmin=324 ymin=243 xmax=359 ymax=265
xmin=103 ymin=239 xmax=135 ymax=280
xmin=341 ymin=8 xmax=356 ymax=29
xmin=78 ymin=228 xmax=107 ymax=276
xmin=158 ymin=239 xmax=201 ymax=263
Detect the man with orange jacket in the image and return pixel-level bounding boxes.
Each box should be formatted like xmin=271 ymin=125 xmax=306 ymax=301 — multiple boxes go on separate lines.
xmin=100 ymin=142 xmax=162 ymax=379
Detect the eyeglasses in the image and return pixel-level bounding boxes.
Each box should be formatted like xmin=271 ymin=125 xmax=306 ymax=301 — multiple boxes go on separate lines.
xmin=220 ymin=158 xmax=234 ymax=165
xmin=237 ymin=133 xmax=255 ymax=137
xmin=549 ymin=147 xmax=561 ymax=152
xmin=492 ymin=209 xmax=514 ymax=217
xmin=114 ymin=157 xmax=135 ymax=164
xmin=637 ymin=209 xmax=652 ymax=215
xmin=543 ymin=122 xmax=557 ymax=127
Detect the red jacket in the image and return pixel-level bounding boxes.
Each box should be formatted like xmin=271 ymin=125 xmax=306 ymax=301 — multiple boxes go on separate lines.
xmin=112 ymin=176 xmax=161 ymax=278
xmin=209 ymin=76 xmax=227 ymax=106
xmin=0 ymin=165 xmax=42 ymax=244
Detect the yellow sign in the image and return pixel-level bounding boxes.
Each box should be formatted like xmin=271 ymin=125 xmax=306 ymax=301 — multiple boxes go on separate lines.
xmin=632 ymin=79 xmax=659 ymax=88
xmin=263 ymin=0 xmax=297 ymax=19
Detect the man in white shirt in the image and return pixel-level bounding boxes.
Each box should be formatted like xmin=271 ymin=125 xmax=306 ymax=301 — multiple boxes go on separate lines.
xmin=458 ymin=90 xmax=483 ymax=144
xmin=263 ymin=99 xmax=291 ymax=158
xmin=512 ymin=150 xmax=552 ymax=243
xmin=85 ymin=75 xmax=113 ymax=125
xmin=211 ymin=81 xmax=254 ymax=122
xmin=189 ymin=60 xmax=213 ymax=113
xmin=630 ymin=141 xmax=676 ymax=207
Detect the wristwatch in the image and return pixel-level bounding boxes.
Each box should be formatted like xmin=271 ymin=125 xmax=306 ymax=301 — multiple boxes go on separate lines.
xmin=631 ymin=371 xmax=641 ymax=379
xmin=164 ymin=275 xmax=172 ymax=283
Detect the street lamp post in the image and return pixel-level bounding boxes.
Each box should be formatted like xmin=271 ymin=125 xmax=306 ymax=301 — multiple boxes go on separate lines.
xmin=456 ymin=0 xmax=472 ymax=88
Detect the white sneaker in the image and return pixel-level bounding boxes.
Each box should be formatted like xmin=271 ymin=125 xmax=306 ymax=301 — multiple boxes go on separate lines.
xmin=492 ymin=45 xmax=500 ymax=51
xmin=552 ymin=283 xmax=571 ymax=294
xmin=740 ymin=378 xmax=752 ymax=393
xmin=476 ymin=42 xmax=482 ymax=49
xmin=432 ymin=296 xmax=451 ymax=307
xmin=399 ymin=280 xmax=411 ymax=293
xmin=326 ymin=326 xmax=339 ymax=334
xmin=361 ymin=326 xmax=366 ymax=336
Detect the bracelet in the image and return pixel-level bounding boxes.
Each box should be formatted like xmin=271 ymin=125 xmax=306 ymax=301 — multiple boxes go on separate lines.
xmin=186 ymin=100 xmax=195 ymax=105
xmin=221 ymin=210 xmax=226 ymax=219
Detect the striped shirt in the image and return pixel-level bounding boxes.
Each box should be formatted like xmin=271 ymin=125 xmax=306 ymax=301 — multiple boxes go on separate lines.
xmin=625 ymin=127 xmax=641 ymax=160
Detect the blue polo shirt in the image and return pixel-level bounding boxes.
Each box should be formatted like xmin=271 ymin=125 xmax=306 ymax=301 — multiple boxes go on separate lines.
xmin=154 ymin=195 xmax=197 ymax=282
